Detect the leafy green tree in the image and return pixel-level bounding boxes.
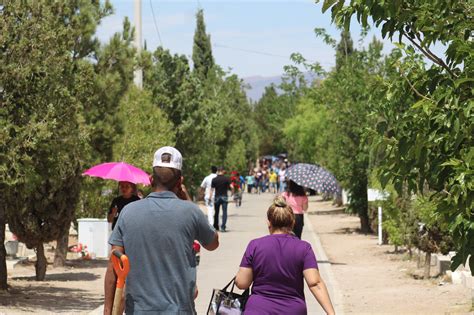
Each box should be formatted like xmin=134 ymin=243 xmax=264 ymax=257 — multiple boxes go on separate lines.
xmin=77 ymin=17 xmax=136 ymax=222
xmin=225 ymin=139 xmax=247 ymax=173
xmin=335 ymin=30 xmax=354 ymax=70
xmin=254 ymin=85 xmax=289 ymax=155
xmin=285 ymin=33 xmax=384 ymax=233
xmin=0 ymin=1 xmax=94 ymax=281
xmin=319 ymin=0 xmax=473 ymax=272
xmin=52 ymin=0 xmax=115 ymax=267
xmin=144 ymin=47 xmax=209 ymax=193
xmin=213 ymin=72 xmax=258 ymax=168
xmin=145 ymin=43 xmax=256 ymax=195
xmin=192 ymin=9 xmax=214 ymax=79
xmin=284 ymin=97 xmax=335 ymax=165
xmin=113 ymin=87 xmax=175 ymax=171
xmin=414 ymin=195 xmax=454 ymax=278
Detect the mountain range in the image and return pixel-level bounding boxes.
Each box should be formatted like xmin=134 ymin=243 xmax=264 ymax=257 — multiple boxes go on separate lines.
xmin=242 ymin=72 xmax=318 ymax=102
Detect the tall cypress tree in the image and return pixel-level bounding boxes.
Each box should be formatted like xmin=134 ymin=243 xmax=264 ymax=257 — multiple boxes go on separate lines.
xmin=335 ymin=30 xmax=354 ymax=70
xmin=192 ymin=9 xmax=214 ymax=78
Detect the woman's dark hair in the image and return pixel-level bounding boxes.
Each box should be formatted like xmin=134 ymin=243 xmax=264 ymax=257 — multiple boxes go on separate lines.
xmin=267 ymin=196 xmax=295 ymax=231
xmin=152 ymin=167 xmax=181 ymax=190
xmin=287 ymin=180 xmax=305 ymax=196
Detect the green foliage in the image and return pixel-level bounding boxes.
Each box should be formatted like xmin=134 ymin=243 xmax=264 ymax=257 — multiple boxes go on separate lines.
xmin=335 ymin=30 xmax=354 ymax=70
xmin=77 ymin=17 xmax=136 ymax=220
xmin=225 ymin=139 xmax=247 ymax=174
xmin=320 ymin=0 xmax=473 ymax=271
xmin=254 ymin=85 xmax=290 ymax=155
xmin=284 ymin=33 xmax=384 ymax=233
xmin=85 ymin=17 xmax=136 ymax=164
xmin=113 ymin=87 xmax=175 ymax=171
xmin=381 ymin=187 xmax=418 ymax=251
xmin=145 ymin=44 xmax=256 ymax=195
xmin=192 ymin=9 xmax=214 ymax=79
xmin=0 ymin=0 xmax=93 ymax=252
xmin=414 ymin=196 xmax=454 ymax=255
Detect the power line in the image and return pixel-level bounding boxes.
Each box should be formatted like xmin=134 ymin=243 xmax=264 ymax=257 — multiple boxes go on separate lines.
xmin=149 ymin=0 xmax=163 ymax=47
xmin=214 ymin=43 xmax=291 ymax=60
xmin=213 ymin=43 xmax=333 ymax=66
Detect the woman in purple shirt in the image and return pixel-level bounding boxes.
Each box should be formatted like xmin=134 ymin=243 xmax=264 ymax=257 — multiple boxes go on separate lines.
xmin=235 ymin=196 xmax=335 ymax=315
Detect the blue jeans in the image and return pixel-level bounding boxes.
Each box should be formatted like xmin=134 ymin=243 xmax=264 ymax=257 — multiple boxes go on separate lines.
xmin=279 ymin=180 xmax=287 ymax=192
xmin=214 ymin=196 xmax=228 ymax=231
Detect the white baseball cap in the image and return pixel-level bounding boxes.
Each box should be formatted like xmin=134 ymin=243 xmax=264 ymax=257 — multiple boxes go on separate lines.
xmin=152 ymin=146 xmax=182 ymax=170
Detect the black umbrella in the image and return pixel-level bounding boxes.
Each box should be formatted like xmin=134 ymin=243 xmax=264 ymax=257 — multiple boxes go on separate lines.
xmin=286 ymin=163 xmax=340 ymax=194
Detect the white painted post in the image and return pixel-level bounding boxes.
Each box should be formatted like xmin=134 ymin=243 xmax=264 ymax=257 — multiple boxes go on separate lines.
xmin=133 ymin=0 xmax=143 ymax=89
xmin=378 ymin=206 xmax=383 ymax=245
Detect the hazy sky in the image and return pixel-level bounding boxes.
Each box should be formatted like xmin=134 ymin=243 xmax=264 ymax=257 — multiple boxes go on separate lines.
xmin=96 ymin=0 xmax=441 ymax=78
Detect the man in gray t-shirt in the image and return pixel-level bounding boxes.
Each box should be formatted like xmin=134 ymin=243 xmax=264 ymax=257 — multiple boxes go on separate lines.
xmin=104 ymin=147 xmax=219 ymax=314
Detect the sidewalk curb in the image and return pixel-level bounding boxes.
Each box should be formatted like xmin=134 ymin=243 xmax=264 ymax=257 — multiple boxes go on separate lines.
xmin=305 ymin=213 xmax=345 ymax=315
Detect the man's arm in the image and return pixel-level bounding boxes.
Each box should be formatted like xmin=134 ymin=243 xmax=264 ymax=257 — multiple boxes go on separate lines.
xmin=201 ymin=231 xmax=219 ymax=251
xmin=103 ymin=245 xmax=124 ymax=315
xmin=208 ymin=188 xmax=215 ymax=200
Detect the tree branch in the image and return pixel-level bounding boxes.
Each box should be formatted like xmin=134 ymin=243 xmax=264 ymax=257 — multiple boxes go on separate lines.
xmin=403 ymin=34 xmax=456 ymax=78
xmin=400 ymin=70 xmax=434 ymax=103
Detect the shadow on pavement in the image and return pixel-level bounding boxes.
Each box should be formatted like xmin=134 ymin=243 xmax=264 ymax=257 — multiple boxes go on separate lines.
xmin=12 ymin=271 xmax=100 ymax=282
xmin=1 ymin=285 xmax=103 ymax=312
xmin=227 ymin=213 xmax=258 ymax=218
xmin=317 ymin=260 xmax=347 ymax=266
xmin=65 ymin=259 xmax=109 ymax=269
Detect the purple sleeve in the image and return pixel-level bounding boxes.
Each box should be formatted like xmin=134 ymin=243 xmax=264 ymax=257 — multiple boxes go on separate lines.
xmin=303 ymin=244 xmax=318 ymax=270
xmin=240 ymin=240 xmax=256 ymax=268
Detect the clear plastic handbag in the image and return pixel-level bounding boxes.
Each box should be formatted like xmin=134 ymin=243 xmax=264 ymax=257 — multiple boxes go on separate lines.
xmin=207 ymin=277 xmax=250 ymax=315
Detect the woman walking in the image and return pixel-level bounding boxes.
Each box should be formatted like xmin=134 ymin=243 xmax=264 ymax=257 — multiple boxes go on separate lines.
xmin=282 ymin=180 xmax=308 ymax=239
xmin=107 ymin=181 xmax=140 ymax=230
xmin=235 ymin=196 xmax=334 ymax=315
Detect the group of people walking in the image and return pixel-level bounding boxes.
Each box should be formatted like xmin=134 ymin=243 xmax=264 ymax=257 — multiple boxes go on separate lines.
xmin=245 ymin=164 xmax=287 ymax=194
xmin=103 ymin=146 xmax=334 ymax=315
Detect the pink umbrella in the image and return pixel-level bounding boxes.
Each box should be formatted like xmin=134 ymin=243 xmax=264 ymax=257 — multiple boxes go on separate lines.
xmin=82 ymin=162 xmax=151 ymax=185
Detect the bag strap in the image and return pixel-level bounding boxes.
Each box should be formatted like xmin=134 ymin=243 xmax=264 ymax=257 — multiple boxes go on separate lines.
xmin=222 ymin=276 xmax=236 ymax=292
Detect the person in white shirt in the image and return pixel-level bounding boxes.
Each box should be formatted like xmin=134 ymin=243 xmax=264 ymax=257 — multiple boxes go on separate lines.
xmin=200 ymin=166 xmax=218 ymax=224
xmin=279 ymin=164 xmax=287 ymax=193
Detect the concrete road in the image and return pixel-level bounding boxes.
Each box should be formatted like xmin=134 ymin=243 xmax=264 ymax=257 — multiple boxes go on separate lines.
xmin=92 ymin=193 xmax=343 ymax=314
xmin=195 ymin=192 xmax=343 ymax=314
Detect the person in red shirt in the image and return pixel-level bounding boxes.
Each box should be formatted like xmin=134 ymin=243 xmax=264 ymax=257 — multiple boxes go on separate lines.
xmin=230 ymin=171 xmax=242 ymax=207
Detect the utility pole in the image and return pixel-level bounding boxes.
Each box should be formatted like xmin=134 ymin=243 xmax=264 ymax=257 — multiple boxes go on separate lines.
xmin=133 ymin=0 xmax=143 ymax=89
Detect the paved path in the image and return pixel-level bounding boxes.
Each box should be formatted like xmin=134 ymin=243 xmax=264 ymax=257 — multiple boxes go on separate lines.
xmin=91 ymin=193 xmax=343 ymax=314
xmin=195 ymin=193 xmax=343 ymax=314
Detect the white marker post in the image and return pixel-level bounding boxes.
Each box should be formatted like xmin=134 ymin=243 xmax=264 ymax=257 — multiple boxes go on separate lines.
xmin=378 ymin=206 xmax=383 ymax=245
xmin=133 ymin=0 xmax=143 ymax=89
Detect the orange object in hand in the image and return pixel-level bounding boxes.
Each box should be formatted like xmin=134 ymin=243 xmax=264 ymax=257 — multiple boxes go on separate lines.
xmin=112 ymin=250 xmax=130 ymax=315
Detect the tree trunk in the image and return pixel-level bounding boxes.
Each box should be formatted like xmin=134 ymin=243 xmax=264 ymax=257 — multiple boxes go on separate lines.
xmin=35 ymin=243 xmax=47 ymax=281
xmin=334 ymin=193 xmax=343 ymax=207
xmin=351 ymin=169 xmax=371 ymax=234
xmin=53 ymin=224 xmax=69 ymax=267
xmin=424 ymin=252 xmax=431 ymax=279
xmin=0 ymin=206 xmax=8 ymax=290
xmin=359 ymin=215 xmax=370 ymax=234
